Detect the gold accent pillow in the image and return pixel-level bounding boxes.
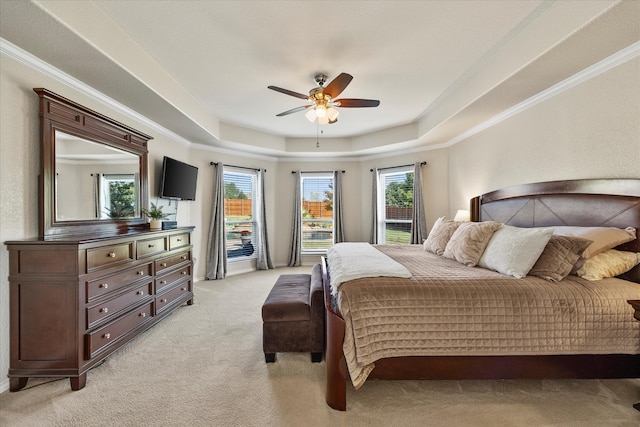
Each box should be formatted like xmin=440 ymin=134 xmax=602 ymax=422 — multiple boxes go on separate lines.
xmin=575 ymin=249 xmax=640 ymax=281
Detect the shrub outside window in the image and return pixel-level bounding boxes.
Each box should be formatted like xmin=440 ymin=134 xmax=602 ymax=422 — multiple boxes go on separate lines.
xmin=377 ymin=166 xmax=414 ymax=244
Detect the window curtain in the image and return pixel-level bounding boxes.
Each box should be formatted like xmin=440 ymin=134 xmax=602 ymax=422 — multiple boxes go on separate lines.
xmin=369 ymin=168 xmax=379 ymax=244
xmin=93 ymin=173 xmax=102 ymax=219
xmin=287 ymin=171 xmax=302 ymax=266
xmin=205 ymin=163 xmax=227 ymax=279
xmin=333 ymin=170 xmax=346 ymax=243
xmin=256 ymin=169 xmax=273 ymax=270
xmin=410 ymin=162 xmax=428 ymax=244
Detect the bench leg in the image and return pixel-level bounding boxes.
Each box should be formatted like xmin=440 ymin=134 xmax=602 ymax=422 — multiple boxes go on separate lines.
xmin=311 ymin=352 xmax=322 ymax=363
xmin=265 ymin=353 xmax=276 ymax=363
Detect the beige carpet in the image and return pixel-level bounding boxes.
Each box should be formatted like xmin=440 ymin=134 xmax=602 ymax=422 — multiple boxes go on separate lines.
xmin=1 ymin=265 xmax=639 ymax=427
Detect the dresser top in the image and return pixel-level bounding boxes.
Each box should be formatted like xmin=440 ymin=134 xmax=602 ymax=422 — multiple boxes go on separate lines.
xmin=5 ymin=226 xmax=195 ymax=246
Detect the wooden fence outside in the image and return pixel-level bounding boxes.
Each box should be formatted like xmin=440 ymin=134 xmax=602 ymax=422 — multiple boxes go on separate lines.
xmin=302 ymin=200 xmax=333 ymax=219
xmin=386 ymin=206 xmax=413 ymax=220
xmin=225 ymin=199 xmax=253 ymax=217
xmin=225 ymin=198 xmax=412 ymax=220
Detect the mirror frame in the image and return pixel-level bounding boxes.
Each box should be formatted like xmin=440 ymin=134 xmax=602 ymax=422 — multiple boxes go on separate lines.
xmin=35 ymin=88 xmax=152 ymax=238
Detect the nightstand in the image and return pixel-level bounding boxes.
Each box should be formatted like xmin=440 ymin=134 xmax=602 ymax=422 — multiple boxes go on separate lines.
xmin=628 ymin=300 xmax=640 ymax=411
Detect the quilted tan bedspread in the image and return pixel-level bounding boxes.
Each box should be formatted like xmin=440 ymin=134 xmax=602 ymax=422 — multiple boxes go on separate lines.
xmin=335 ymin=245 xmax=640 ymax=389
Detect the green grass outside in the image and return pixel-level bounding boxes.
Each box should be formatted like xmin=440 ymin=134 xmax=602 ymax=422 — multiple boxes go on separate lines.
xmin=385 ymin=228 xmax=411 ymax=244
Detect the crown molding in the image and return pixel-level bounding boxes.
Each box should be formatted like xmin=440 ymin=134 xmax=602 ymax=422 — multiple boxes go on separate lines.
xmin=3 ymin=37 xmax=637 ymax=163
xmin=0 ymin=37 xmax=192 ymax=148
xmin=442 ymin=40 xmax=640 ymax=148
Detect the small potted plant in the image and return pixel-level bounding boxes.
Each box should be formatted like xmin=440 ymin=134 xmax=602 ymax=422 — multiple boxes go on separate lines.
xmin=142 ymin=203 xmax=169 ymax=230
xmin=240 ymin=229 xmax=252 ymax=244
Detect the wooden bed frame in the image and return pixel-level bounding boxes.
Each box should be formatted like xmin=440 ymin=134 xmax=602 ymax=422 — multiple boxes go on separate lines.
xmin=322 ymin=178 xmax=640 ymax=411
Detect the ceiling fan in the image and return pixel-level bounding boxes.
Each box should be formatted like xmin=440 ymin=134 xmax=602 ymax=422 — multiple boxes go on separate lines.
xmin=268 ymin=72 xmax=380 ymax=124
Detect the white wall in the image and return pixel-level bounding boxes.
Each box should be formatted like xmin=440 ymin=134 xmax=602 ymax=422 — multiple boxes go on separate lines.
xmin=1 ymin=47 xmax=638 ymax=393
xmin=448 ymin=56 xmax=640 ymax=207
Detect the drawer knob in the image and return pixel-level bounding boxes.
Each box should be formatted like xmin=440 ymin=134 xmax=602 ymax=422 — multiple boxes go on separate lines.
xmin=139 ymin=312 xmax=146 ymax=318
xmin=176 ymin=238 xmax=182 ymax=242
xmin=161 ymin=262 xmax=167 ymax=267
xmin=108 ymin=252 xmax=116 ymax=258
xmin=137 ymin=291 xmax=144 ymax=296
xmin=138 ymin=271 xmax=145 ymax=275
xmin=103 ymin=333 xmax=111 ymax=339
xmin=148 ymin=244 xmax=155 ymax=248
xmin=160 ymin=280 xmax=167 ymax=285
xmin=181 ymin=271 xmax=187 ymax=275
xmin=181 ymin=287 xmax=187 ymax=291
xmin=100 ymin=307 xmax=108 ymax=313
xmin=99 ymin=283 xmax=109 ymax=289
xmin=180 ymin=256 xmax=186 ymax=260
xmin=161 ymin=298 xmax=167 ymax=303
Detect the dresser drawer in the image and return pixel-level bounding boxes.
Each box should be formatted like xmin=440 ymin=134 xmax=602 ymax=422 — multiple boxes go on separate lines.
xmin=136 ymin=237 xmax=167 ymax=259
xmin=155 ymin=251 xmax=191 ymax=274
xmin=86 ymin=302 xmax=153 ymax=358
xmin=86 ymin=263 xmax=152 ymax=302
xmin=156 ymin=264 xmax=191 ymax=293
xmin=87 ymin=282 xmax=153 ymax=328
xmin=156 ymin=282 xmax=191 ymax=313
xmin=169 ymin=232 xmax=190 ymax=251
xmin=87 ymin=243 xmax=133 ymax=272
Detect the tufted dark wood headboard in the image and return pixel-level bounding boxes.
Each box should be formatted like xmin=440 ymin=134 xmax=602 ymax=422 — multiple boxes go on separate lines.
xmin=470 ymin=178 xmax=640 ymax=282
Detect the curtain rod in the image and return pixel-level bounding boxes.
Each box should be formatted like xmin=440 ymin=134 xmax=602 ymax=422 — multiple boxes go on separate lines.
xmin=210 ymin=162 xmax=265 ymax=172
xmin=370 ymin=161 xmax=426 ymax=172
xmin=291 ymin=170 xmax=346 ymax=174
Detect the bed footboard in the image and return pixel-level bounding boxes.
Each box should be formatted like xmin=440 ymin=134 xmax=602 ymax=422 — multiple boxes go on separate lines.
xmin=322 ymin=257 xmax=348 ymax=411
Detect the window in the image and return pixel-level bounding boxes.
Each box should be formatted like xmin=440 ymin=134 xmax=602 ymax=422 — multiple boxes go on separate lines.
xmin=377 ymin=166 xmax=414 ymax=244
xmin=99 ymin=173 xmax=139 ymax=219
xmin=224 ymin=168 xmax=257 ymax=260
xmin=301 ymin=172 xmax=334 ymax=252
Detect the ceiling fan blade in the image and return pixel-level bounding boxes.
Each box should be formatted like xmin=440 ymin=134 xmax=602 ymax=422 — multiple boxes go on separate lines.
xmin=334 ymin=98 xmax=380 ymax=108
xmin=323 ymin=73 xmax=353 ymax=98
xmin=276 ymin=105 xmax=312 ymax=117
xmin=268 ymin=86 xmax=309 ymax=100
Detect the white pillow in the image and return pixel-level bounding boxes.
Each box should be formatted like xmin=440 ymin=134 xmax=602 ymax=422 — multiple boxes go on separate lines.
xmin=552 ymin=226 xmax=636 ymax=259
xmin=478 ymin=225 xmax=553 ymax=278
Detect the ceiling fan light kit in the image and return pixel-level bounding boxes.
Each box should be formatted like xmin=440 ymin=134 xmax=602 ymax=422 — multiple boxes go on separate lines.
xmin=268 ymin=72 xmax=380 ymax=125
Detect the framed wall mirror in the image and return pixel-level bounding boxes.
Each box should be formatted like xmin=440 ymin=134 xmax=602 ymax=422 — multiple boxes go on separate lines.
xmin=35 ymin=88 xmax=152 ymax=238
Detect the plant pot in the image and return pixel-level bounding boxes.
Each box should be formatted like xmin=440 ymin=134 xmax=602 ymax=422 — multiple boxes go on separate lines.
xmin=150 ymin=219 xmax=161 ymax=230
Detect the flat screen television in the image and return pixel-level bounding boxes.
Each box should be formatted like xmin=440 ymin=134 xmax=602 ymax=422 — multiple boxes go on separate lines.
xmin=159 ymin=156 xmax=198 ymax=201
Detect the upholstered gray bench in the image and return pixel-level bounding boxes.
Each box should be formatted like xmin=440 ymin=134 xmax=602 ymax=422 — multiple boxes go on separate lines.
xmin=261 ymin=264 xmax=324 ymax=363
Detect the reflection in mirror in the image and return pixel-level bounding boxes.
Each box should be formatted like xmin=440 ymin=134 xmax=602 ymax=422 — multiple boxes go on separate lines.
xmin=55 ymin=130 xmax=141 ymax=221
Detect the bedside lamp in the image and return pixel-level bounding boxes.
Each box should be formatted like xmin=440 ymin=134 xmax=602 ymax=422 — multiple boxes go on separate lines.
xmin=454 ymin=209 xmax=470 ymax=222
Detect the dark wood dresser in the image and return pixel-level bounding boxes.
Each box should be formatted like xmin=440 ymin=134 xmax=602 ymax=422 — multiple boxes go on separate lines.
xmin=6 ymin=226 xmax=194 ymax=391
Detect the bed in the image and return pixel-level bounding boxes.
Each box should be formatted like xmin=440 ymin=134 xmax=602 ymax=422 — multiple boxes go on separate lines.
xmin=322 ymin=178 xmax=640 ymax=411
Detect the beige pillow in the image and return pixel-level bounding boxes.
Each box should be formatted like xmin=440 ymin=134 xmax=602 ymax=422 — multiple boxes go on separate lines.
xmin=443 ymin=221 xmax=502 ymax=267
xmin=552 ymin=226 xmax=636 ymax=259
xmin=423 ymin=217 xmax=461 ymax=255
xmin=528 ymin=235 xmax=593 ymax=282
xmin=478 ymin=226 xmax=553 ymax=278
xmin=575 ymin=249 xmax=640 ymax=281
